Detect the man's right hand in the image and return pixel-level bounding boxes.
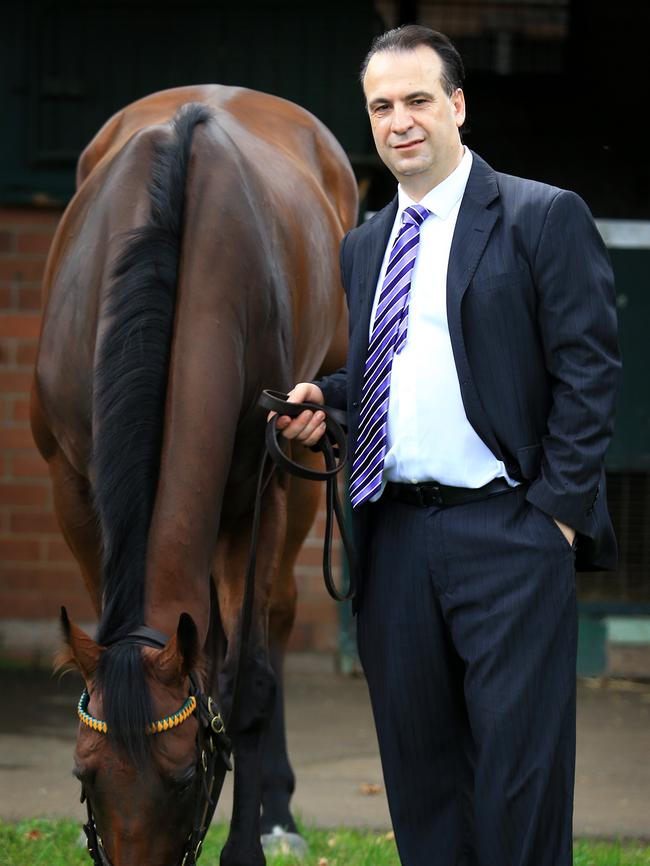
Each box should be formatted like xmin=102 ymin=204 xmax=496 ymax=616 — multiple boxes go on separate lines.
xmin=267 ymin=382 xmax=326 ymax=448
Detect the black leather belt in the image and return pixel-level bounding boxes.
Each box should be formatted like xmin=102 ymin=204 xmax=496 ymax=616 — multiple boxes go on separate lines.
xmin=385 ymin=477 xmax=512 ymax=508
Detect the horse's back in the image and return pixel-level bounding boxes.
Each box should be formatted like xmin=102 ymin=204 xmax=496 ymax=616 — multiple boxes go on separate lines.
xmin=33 ymin=85 xmax=357 ymax=475
xmin=78 ymin=85 xmax=356 ymax=222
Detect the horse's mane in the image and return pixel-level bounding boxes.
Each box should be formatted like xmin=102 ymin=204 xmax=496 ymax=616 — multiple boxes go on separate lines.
xmin=92 ymin=102 xmax=210 ymax=763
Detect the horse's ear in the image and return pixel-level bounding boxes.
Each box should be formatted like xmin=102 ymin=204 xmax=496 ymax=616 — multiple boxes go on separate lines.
xmin=152 ymin=613 xmax=200 ymax=686
xmin=54 ymin=606 xmax=103 ymax=681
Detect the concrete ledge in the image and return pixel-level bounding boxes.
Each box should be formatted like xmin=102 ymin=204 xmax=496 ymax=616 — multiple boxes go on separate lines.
xmin=0 ymin=618 xmax=97 ymax=667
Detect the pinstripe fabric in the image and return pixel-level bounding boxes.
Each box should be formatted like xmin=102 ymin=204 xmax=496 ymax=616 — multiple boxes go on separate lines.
xmin=349 ymin=204 xmax=431 ymax=507
xmin=357 ymin=487 xmax=577 ymax=866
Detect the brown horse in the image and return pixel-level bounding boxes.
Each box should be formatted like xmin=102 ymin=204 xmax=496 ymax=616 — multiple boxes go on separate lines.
xmin=30 ymin=85 xmax=357 ymax=866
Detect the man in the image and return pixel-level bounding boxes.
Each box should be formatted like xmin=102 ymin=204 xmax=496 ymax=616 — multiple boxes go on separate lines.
xmin=273 ymin=25 xmax=620 ymax=866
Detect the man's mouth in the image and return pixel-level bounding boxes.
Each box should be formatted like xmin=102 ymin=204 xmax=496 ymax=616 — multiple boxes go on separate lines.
xmin=393 ymin=139 xmax=423 ymax=151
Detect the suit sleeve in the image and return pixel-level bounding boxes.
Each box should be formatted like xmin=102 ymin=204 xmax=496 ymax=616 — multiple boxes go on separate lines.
xmin=312 ymin=231 xmax=352 ymax=411
xmin=525 ymin=190 xmax=621 ymax=533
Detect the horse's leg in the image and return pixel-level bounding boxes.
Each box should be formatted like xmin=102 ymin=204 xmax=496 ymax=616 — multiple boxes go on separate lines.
xmin=215 ymin=476 xmax=289 ymax=866
xmin=30 ymin=384 xmax=103 ymax=616
xmin=47 ymin=448 xmax=103 ymax=615
xmin=260 ymin=449 xmax=323 ymax=847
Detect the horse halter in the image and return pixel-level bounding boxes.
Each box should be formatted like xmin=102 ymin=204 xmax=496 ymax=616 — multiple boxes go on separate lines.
xmin=78 ymin=627 xmax=231 ymax=866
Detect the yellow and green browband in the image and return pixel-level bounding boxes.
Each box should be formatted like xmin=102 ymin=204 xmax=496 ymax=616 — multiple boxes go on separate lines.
xmin=77 ymin=689 xmax=197 ymax=735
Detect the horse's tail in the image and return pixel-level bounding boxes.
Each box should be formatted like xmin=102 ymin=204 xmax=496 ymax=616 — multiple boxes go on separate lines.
xmin=93 ymin=103 xmax=210 ymax=647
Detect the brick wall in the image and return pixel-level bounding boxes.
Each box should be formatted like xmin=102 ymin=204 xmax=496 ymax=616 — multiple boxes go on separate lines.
xmin=0 ymin=206 xmax=342 ymax=659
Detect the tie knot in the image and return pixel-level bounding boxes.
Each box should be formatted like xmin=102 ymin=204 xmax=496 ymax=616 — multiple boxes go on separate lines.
xmin=401 ymin=204 xmax=430 ymax=228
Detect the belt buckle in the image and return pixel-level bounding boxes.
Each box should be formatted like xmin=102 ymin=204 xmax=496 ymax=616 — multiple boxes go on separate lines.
xmin=419 ymin=482 xmax=442 ymax=507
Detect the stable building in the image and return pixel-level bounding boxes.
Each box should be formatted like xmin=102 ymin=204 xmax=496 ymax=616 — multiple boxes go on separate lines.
xmin=1 ymin=0 xmax=648 ymax=675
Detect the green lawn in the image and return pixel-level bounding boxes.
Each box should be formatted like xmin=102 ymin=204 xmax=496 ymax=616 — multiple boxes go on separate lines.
xmin=1 ymin=818 xmax=649 ymax=865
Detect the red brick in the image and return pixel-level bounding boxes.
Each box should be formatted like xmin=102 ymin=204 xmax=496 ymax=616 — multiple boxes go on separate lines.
xmin=3 ymin=558 xmax=78 ymax=573
xmin=10 ymin=452 xmax=49 ymax=478
xmin=0 ymin=286 xmax=12 ymax=308
xmin=0 ymin=482 xmax=49 ymax=506
xmin=0 ymin=570 xmax=51 ymax=590
xmin=45 ymin=537 xmax=75 ymax=563
xmin=0 ymin=369 xmax=34 ymax=392
xmin=0 ymin=591 xmax=93 ymax=620
xmin=8 ymin=396 xmax=31 ymax=422
xmin=0 ymin=259 xmax=45 ymax=283
xmin=17 ymin=287 xmax=43 ymax=311
xmin=0 ymin=342 xmax=15 ymax=366
xmin=0 ymin=427 xmax=36 ymax=449
xmin=0 ymin=230 xmax=13 ymax=253
xmin=296 ymin=545 xmax=325 ymax=569
xmin=311 ymin=621 xmax=337 ymax=653
xmin=16 ymin=341 xmax=39 ymax=366
xmin=0 ymin=314 xmax=41 ymax=338
xmin=0 ymin=208 xmax=62 ymax=228
xmin=286 ymin=622 xmax=312 ymax=652
xmin=16 ymin=233 xmax=54 ymax=256
xmin=9 ymin=511 xmax=60 ymax=534
xmin=295 ymin=598 xmax=337 ymax=624
xmin=0 ymin=537 xmax=41 ymax=562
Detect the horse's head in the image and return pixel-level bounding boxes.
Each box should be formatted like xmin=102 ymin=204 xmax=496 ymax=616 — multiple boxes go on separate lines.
xmin=57 ymin=608 xmax=229 ymax=866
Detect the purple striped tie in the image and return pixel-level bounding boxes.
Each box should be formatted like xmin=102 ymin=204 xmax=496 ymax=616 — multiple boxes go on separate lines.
xmin=349 ymin=204 xmax=431 ymax=508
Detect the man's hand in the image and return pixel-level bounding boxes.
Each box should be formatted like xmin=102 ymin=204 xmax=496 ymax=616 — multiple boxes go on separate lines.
xmin=553 ymin=518 xmax=576 ymax=547
xmin=267 ymin=382 xmax=326 ymax=448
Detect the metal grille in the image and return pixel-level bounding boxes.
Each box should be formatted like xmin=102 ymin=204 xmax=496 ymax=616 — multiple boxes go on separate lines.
xmin=418 ymin=0 xmax=570 ymax=75
xmin=578 ymin=471 xmax=650 ymax=606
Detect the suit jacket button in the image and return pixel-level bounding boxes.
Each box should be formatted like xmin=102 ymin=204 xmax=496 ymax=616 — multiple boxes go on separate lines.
xmin=352 ymin=401 xmax=360 ymax=408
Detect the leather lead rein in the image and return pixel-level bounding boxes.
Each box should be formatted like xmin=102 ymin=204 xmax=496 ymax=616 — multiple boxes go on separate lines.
xmin=227 ymin=390 xmax=357 ymax=739
xmin=257 ymin=388 xmax=357 ymax=604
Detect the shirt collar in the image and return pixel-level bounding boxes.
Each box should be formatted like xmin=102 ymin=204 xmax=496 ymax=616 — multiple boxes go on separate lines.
xmin=397 ymin=146 xmax=473 ymax=220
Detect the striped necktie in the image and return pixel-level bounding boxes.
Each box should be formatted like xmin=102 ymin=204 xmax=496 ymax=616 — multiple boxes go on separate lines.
xmin=349 ymin=204 xmax=431 ymax=508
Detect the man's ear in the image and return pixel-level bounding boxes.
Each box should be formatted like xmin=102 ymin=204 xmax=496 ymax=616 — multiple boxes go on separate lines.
xmin=54 ymin=606 xmax=104 ymax=682
xmin=452 ymin=87 xmax=466 ymax=127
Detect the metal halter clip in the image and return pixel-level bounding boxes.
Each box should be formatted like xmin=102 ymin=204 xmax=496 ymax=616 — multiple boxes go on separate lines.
xmin=208 ymin=696 xmax=225 ymax=734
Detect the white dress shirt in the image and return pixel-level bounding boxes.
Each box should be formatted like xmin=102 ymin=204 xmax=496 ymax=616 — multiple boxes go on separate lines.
xmin=369 ymin=147 xmax=515 ymax=490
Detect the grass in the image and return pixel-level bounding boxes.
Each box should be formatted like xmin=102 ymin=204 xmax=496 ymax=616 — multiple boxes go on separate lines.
xmin=0 ymin=818 xmax=649 ymax=865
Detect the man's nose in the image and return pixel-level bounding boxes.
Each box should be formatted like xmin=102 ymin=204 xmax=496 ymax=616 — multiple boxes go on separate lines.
xmin=391 ymin=104 xmax=414 ymax=134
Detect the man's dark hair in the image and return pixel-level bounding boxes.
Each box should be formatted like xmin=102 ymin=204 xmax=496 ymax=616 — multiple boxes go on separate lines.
xmin=360 ymin=24 xmax=465 ymax=96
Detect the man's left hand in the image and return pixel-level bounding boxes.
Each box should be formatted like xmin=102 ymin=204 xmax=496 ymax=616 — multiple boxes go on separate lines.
xmin=553 ymin=518 xmax=576 ymax=547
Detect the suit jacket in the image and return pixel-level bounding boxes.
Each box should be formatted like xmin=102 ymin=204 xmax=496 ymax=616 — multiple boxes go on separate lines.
xmin=316 ymin=151 xmax=621 ymax=585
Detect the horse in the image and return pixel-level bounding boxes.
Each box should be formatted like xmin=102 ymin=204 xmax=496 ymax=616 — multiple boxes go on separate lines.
xmin=30 ymin=84 xmax=357 ymax=866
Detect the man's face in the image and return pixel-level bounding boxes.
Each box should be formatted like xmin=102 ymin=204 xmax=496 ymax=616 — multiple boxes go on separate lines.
xmin=363 ymin=45 xmax=466 ymax=199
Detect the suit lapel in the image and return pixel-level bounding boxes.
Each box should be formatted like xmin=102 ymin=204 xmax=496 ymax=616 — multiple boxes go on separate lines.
xmin=447 ymin=152 xmax=499 ymax=312
xmin=358 ymin=198 xmax=397 ymax=326
xmin=446 ymin=152 xmax=503 ymax=458
xmin=350 ymin=198 xmax=397 ymax=394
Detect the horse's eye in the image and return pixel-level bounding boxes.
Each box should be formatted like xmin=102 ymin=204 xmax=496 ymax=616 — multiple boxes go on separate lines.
xmin=171 ymin=766 xmax=197 ymax=795
xmin=73 ymin=763 xmax=95 ymax=785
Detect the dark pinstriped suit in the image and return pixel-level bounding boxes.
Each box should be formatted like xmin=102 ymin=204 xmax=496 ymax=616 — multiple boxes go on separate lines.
xmin=315 ymin=152 xmax=621 ymax=865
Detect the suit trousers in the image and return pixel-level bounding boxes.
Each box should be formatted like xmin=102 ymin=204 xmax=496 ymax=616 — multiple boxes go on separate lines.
xmin=356 ymin=483 xmax=578 ymax=866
